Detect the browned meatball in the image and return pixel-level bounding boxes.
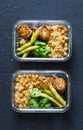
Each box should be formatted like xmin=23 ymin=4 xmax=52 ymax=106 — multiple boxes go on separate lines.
xmin=17 ymin=24 xmax=32 ymax=39
xmin=50 ymin=76 xmax=66 ymax=93
xmin=38 ymin=26 xmax=50 ymax=40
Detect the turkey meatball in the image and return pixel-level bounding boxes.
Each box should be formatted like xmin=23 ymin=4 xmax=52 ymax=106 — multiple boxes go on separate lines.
xmin=17 ymin=24 xmax=32 ymax=39
xmin=50 ymin=76 xmax=66 ymax=94
xmin=38 ymin=25 xmax=50 ymax=40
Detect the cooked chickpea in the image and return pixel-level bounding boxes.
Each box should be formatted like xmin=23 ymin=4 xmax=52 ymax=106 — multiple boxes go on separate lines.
xmin=58 ymin=54 xmax=63 ymax=58
xmin=14 ymin=86 xmax=18 ymax=91
xmin=64 ymin=42 xmax=68 ymax=47
xmin=19 ymin=93 xmax=24 ymax=98
xmin=63 ymin=52 xmax=67 ymax=56
xmin=47 ymin=24 xmax=69 ymax=58
xmin=19 ymin=104 xmax=23 ymax=108
xmin=64 ymin=47 xmax=68 ymax=51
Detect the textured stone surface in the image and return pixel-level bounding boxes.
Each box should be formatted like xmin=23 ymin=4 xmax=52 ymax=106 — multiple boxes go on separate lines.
xmin=0 ymin=0 xmax=83 ymax=130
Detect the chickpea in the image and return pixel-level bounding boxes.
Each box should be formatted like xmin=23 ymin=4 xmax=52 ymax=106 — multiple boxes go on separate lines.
xmin=61 ymin=39 xmax=65 ymax=44
xmin=58 ymin=28 xmax=62 ymax=32
xmin=64 ymin=47 xmax=68 ymax=51
xmin=19 ymin=93 xmax=24 ymax=98
xmin=23 ymin=104 xmax=27 ymax=108
xmin=61 ymin=30 xmax=65 ymax=35
xmin=28 ymin=74 xmax=32 ymax=78
xmin=14 ymin=86 xmax=18 ymax=91
xmin=64 ymin=27 xmax=68 ymax=32
xmin=19 ymin=104 xmax=23 ymax=108
xmin=19 ymin=80 xmax=24 ymax=84
xmin=58 ymin=54 xmax=63 ymax=58
xmin=24 ymin=100 xmax=28 ymax=105
xmin=64 ymin=42 xmax=68 ymax=47
xmin=64 ymin=36 xmax=68 ymax=41
xmin=58 ymin=48 xmax=63 ymax=53
xmin=63 ymin=52 xmax=67 ymax=56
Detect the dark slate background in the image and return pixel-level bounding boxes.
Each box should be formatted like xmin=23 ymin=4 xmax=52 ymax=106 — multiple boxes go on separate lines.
xmin=0 ymin=0 xmax=83 ymax=130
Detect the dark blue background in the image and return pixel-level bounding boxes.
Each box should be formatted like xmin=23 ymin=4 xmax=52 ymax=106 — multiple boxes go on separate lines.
xmin=0 ymin=0 xmax=83 ymax=130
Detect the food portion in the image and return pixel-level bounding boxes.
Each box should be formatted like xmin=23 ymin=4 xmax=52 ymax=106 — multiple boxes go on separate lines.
xmin=16 ymin=23 xmax=69 ymax=58
xmin=14 ymin=73 xmax=67 ymax=109
xmin=17 ymin=24 xmax=32 ymax=39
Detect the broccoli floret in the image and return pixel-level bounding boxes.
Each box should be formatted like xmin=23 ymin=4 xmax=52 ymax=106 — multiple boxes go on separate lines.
xmin=39 ymin=97 xmax=51 ymax=108
xmin=45 ymin=103 xmax=51 ymax=108
xmin=32 ymin=46 xmax=51 ymax=57
xmin=30 ymin=88 xmax=41 ymax=98
xmin=29 ymin=99 xmax=39 ymax=108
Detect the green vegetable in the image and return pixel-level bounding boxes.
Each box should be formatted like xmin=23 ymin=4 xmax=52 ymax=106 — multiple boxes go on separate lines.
xmin=30 ymin=88 xmax=63 ymax=108
xmin=30 ymin=88 xmax=41 ymax=98
xmin=40 ymin=98 xmax=51 ymax=108
xmin=39 ymin=93 xmax=63 ymax=107
xmin=29 ymin=98 xmax=39 ymax=108
xmin=39 ymin=97 xmax=51 ymax=108
xmin=45 ymin=103 xmax=51 ymax=108
xmin=30 ymin=30 xmax=39 ymax=44
xmin=17 ymin=45 xmax=39 ymax=55
xmin=22 ymin=51 xmax=30 ymax=58
xmin=32 ymin=46 xmax=51 ymax=57
xmin=17 ymin=43 xmax=30 ymax=51
xmin=34 ymin=40 xmax=46 ymax=46
xmin=49 ymin=82 xmax=66 ymax=107
xmin=44 ymin=88 xmax=54 ymax=97
xmin=17 ymin=30 xmax=39 ymax=52
xmin=30 ymin=88 xmax=51 ymax=108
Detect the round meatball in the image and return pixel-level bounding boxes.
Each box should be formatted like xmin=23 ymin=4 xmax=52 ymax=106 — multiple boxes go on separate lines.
xmin=50 ymin=76 xmax=66 ymax=93
xmin=17 ymin=24 xmax=32 ymax=39
xmin=38 ymin=26 xmax=50 ymax=40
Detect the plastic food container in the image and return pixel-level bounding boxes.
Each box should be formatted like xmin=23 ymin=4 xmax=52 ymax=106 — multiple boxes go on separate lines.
xmin=11 ymin=70 xmax=71 ymax=113
xmin=13 ymin=20 xmax=72 ymax=62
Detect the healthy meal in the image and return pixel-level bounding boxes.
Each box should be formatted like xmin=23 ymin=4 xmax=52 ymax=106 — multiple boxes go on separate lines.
xmin=16 ymin=24 xmax=69 ymax=58
xmin=14 ymin=73 xmax=67 ymax=109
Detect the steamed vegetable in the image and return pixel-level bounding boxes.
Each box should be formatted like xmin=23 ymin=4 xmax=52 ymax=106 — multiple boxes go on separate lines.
xmin=34 ymin=40 xmax=46 ymax=46
xmin=17 ymin=30 xmax=39 ymax=52
xmin=29 ymin=88 xmax=51 ymax=108
xmin=44 ymin=88 xmax=54 ymax=97
xmin=29 ymin=99 xmax=39 ymax=108
xmin=22 ymin=51 xmax=30 ymax=58
xmin=32 ymin=46 xmax=51 ymax=57
xmin=39 ymin=93 xmax=63 ymax=107
xmin=49 ymin=82 xmax=66 ymax=107
xmin=30 ymin=87 xmax=64 ymax=108
xmin=30 ymin=88 xmax=41 ymax=98
xmin=39 ymin=97 xmax=51 ymax=108
xmin=17 ymin=45 xmax=39 ymax=55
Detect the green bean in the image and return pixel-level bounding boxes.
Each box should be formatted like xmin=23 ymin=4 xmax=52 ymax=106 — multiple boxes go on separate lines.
xmin=17 ymin=46 xmax=39 ymax=55
xmin=30 ymin=30 xmax=39 ymax=44
xmin=17 ymin=30 xmax=39 ymax=51
xmin=17 ymin=43 xmax=30 ymax=51
xmin=49 ymin=82 xmax=66 ymax=107
xmin=44 ymin=88 xmax=54 ymax=97
xmin=39 ymin=93 xmax=63 ymax=108
xmin=22 ymin=51 xmax=30 ymax=58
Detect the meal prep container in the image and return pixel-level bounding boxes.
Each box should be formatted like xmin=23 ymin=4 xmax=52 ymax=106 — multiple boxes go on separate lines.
xmin=11 ymin=70 xmax=71 ymax=113
xmin=13 ymin=20 xmax=72 ymax=62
